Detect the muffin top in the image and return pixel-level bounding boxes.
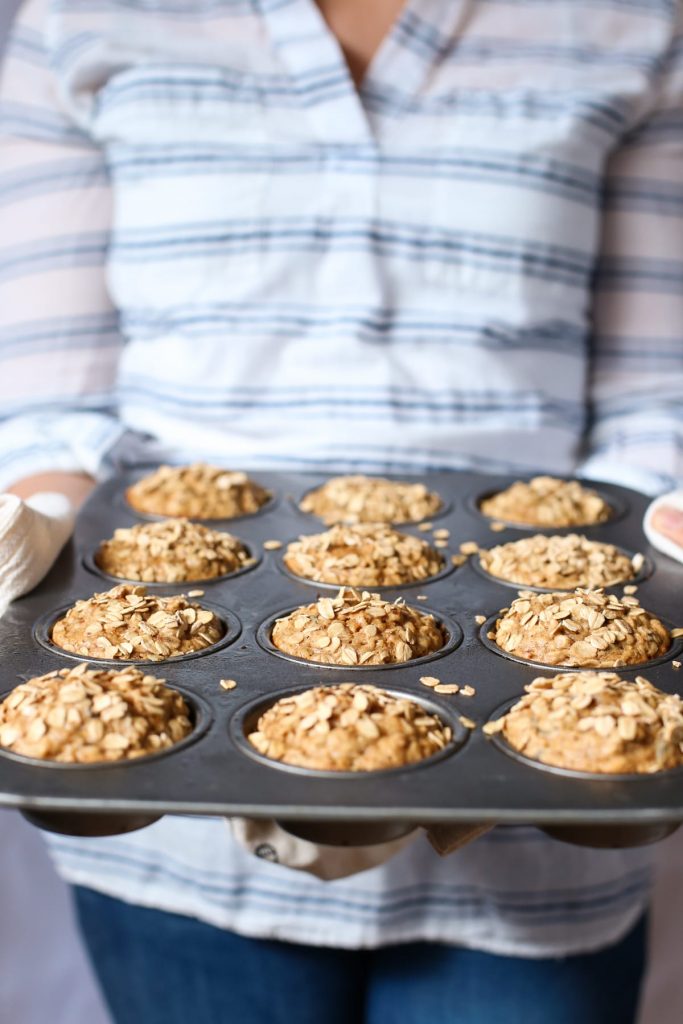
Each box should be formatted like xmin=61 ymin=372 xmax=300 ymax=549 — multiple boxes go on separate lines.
xmin=270 ymin=587 xmax=446 ymax=666
xmin=248 ymin=683 xmax=452 ymax=770
xmin=126 ymin=463 xmax=270 ymax=519
xmin=96 ymin=517 xmax=252 ymax=583
xmin=51 ymin=584 xmax=224 ymax=661
xmin=479 ymin=533 xmax=638 ymax=590
xmin=485 ymin=671 xmax=683 ymax=774
xmin=284 ymin=523 xmax=443 ymax=588
xmin=491 ymin=589 xmax=670 ymax=668
xmin=299 ymin=475 xmax=442 ymax=525
xmin=479 ymin=476 xmax=611 ymax=527
xmin=0 ymin=664 xmax=192 ymax=763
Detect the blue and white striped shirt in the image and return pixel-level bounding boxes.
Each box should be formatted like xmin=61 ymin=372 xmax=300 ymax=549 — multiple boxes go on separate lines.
xmin=0 ymin=0 xmax=681 ymax=954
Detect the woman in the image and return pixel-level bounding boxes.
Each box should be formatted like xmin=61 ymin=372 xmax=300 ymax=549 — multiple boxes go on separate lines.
xmin=1 ymin=0 xmax=682 ymax=1021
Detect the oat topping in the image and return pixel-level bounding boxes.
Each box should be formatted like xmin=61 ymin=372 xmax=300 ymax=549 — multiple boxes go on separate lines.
xmin=492 ymin=589 xmax=670 ymax=668
xmin=480 ymin=476 xmax=612 ymax=527
xmin=126 ymin=463 xmax=270 ymax=520
xmin=0 ymin=664 xmax=192 ymax=763
xmin=51 ymin=584 xmax=224 ymax=661
xmin=479 ymin=533 xmax=636 ymax=590
xmin=284 ymin=524 xmax=443 ymax=588
xmin=299 ymin=475 xmax=442 ymax=525
xmin=247 ymin=683 xmax=452 ymax=771
xmin=95 ymin=518 xmax=251 ymax=583
xmin=485 ymin=671 xmax=683 ymax=774
xmin=270 ymin=588 xmax=446 ymax=666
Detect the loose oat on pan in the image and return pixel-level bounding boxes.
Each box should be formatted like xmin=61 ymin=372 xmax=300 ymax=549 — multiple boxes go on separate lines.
xmin=0 ymin=664 xmax=192 ymax=763
xmin=96 ymin=518 xmax=252 ymax=583
xmin=247 ymin=683 xmax=452 ymax=770
xmin=479 ymin=533 xmax=636 ymax=590
xmin=270 ymin=588 xmax=446 ymax=665
xmin=51 ymin=584 xmax=224 ymax=661
xmin=485 ymin=671 xmax=683 ymax=774
xmin=283 ymin=523 xmax=443 ymax=587
xmin=299 ymin=475 xmax=442 ymax=525
xmin=126 ymin=463 xmax=270 ymax=519
xmin=491 ymin=589 xmax=670 ymax=668
xmin=479 ymin=476 xmax=612 ymax=527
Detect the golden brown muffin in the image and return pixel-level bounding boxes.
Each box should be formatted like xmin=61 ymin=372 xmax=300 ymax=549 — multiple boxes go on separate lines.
xmin=284 ymin=523 xmax=443 ymax=587
xmin=479 ymin=533 xmax=638 ymax=590
xmin=299 ymin=475 xmax=442 ymax=525
xmin=96 ymin=517 xmax=252 ymax=583
xmin=484 ymin=671 xmax=683 ymax=774
xmin=0 ymin=664 xmax=192 ymax=763
xmin=248 ymin=683 xmax=452 ymax=770
xmin=480 ymin=476 xmax=611 ymax=527
xmin=491 ymin=589 xmax=670 ymax=668
xmin=126 ymin=463 xmax=270 ymax=519
xmin=51 ymin=584 xmax=224 ymax=661
xmin=271 ymin=588 xmax=446 ymax=666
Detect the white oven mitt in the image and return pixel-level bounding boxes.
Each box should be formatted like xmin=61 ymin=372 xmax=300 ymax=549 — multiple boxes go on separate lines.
xmin=229 ymin=819 xmax=492 ymax=880
xmin=644 ymin=490 xmax=683 ymax=566
xmin=0 ymin=493 xmax=75 ymax=617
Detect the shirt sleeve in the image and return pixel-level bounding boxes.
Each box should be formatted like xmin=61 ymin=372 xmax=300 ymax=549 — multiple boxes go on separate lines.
xmin=579 ymin=10 xmax=683 ymax=497
xmin=0 ymin=0 xmax=126 ymax=490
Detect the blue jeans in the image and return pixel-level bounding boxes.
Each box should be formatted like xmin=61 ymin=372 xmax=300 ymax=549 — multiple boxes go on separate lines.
xmin=74 ymin=886 xmax=646 ymax=1024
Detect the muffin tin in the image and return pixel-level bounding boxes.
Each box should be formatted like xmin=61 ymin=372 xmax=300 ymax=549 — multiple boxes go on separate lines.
xmin=1 ymin=469 xmax=682 ymax=848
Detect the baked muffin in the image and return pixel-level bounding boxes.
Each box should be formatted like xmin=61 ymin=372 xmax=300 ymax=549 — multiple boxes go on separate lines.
xmin=96 ymin=518 xmax=252 ymax=583
xmin=491 ymin=589 xmax=670 ymax=668
xmin=270 ymin=588 xmax=446 ymax=666
xmin=248 ymin=683 xmax=452 ymax=770
xmin=480 ymin=476 xmax=611 ymax=527
xmin=0 ymin=664 xmax=192 ymax=763
xmin=284 ymin=523 xmax=443 ymax=587
xmin=126 ymin=463 xmax=270 ymax=519
xmin=484 ymin=671 xmax=683 ymax=774
xmin=299 ymin=475 xmax=442 ymax=525
xmin=479 ymin=533 xmax=638 ymax=590
xmin=51 ymin=584 xmax=224 ymax=661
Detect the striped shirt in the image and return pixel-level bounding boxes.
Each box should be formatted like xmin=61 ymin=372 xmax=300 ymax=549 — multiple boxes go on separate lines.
xmin=0 ymin=0 xmax=681 ymax=956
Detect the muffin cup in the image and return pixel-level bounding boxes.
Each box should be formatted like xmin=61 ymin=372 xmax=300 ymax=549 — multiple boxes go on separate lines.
xmin=33 ymin=601 xmax=241 ymax=667
xmin=478 ymin=612 xmax=683 ymax=674
xmin=83 ymin=543 xmax=260 ymax=590
xmin=466 ymin=480 xmax=627 ymax=531
xmin=257 ymin=606 xmax=462 ymax=671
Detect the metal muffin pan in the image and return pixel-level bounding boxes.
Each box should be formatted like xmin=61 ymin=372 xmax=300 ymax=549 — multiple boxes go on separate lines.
xmin=0 ymin=469 xmax=682 ymax=848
